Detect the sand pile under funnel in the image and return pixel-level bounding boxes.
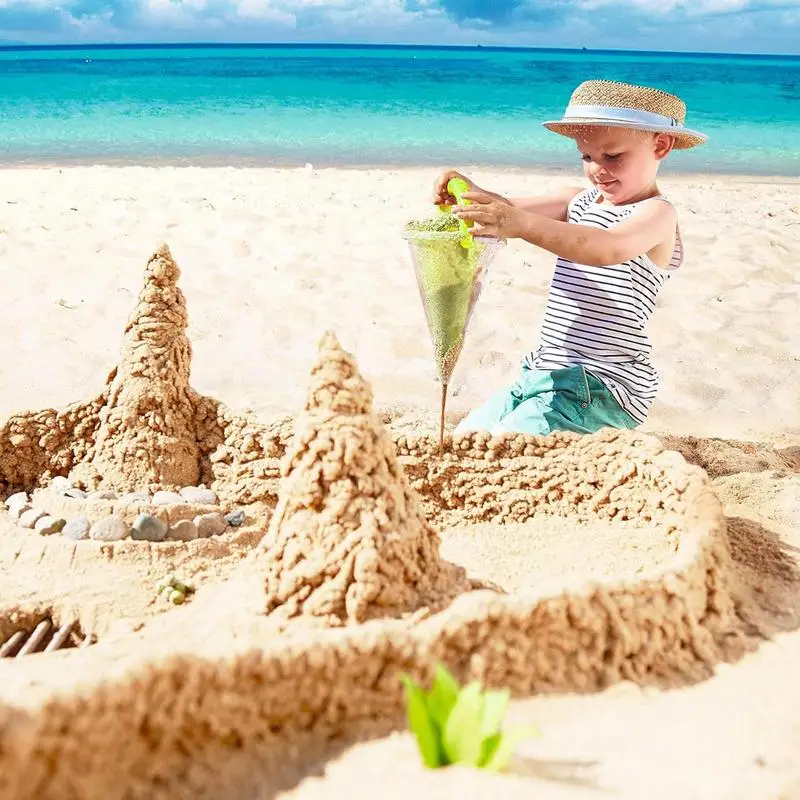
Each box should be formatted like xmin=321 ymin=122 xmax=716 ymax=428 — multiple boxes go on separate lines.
xmin=258 ymin=332 xmax=471 ymax=626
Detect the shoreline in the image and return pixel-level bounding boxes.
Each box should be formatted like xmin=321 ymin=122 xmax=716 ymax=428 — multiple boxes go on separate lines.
xmin=1 ymin=160 xmax=799 ymax=183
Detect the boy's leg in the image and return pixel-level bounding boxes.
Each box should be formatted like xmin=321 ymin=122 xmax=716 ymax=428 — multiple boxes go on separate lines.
xmin=455 ymin=367 xmax=561 ymax=437
xmin=578 ymin=371 xmax=639 ymax=431
xmin=486 ymin=366 xmax=638 ymax=436
xmin=453 ymin=377 xmax=524 ymax=435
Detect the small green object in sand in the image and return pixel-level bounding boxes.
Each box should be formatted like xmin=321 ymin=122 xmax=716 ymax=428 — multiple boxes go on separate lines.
xmin=168 ymin=589 xmax=186 ymax=605
xmin=401 ymin=663 xmax=540 ymax=771
xmin=156 ymin=574 xmax=196 ymax=603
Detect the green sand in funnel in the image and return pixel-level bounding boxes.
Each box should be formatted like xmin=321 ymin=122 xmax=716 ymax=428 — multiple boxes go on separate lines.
xmin=405 ymin=216 xmax=489 ymax=384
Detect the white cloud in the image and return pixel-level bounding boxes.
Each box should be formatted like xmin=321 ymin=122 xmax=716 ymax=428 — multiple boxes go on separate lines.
xmin=0 ymin=0 xmax=796 ymax=50
xmin=580 ymin=0 xmax=796 ymax=14
xmin=233 ymin=0 xmax=296 ymax=22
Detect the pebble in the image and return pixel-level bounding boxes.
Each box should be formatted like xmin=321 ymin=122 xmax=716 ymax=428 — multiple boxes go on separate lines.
xmin=62 ymin=516 xmax=91 ymax=541
xmin=35 ymin=516 xmax=66 ymax=536
xmin=119 ymin=492 xmax=150 ymax=506
xmin=19 ymin=508 xmax=47 ymax=529
xmin=90 ymin=516 xmax=130 ymax=542
xmin=51 ymin=476 xmax=72 ymax=494
xmin=179 ymin=487 xmax=218 ymax=505
xmin=65 ymin=488 xmax=89 ymax=500
xmin=10 ymin=503 xmax=32 ymax=521
xmin=194 ymin=512 xmax=227 ymax=538
xmin=131 ymin=514 xmax=168 ymax=543
xmin=87 ymin=490 xmax=116 ymax=501
xmin=225 ymin=509 xmax=246 ymax=528
xmin=168 ymin=520 xmax=199 ymax=542
xmin=5 ymin=491 xmax=29 ymax=512
xmin=152 ymin=491 xmax=187 ymax=506
xmin=168 ymin=589 xmax=186 ymax=605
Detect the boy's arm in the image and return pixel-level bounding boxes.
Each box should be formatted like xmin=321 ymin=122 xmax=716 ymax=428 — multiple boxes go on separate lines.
xmin=516 ymin=200 xmax=677 ymax=267
xmin=457 ymin=192 xmax=677 ymax=268
xmin=507 ymin=185 xmax=585 ymax=221
xmin=432 ymin=171 xmax=583 ymax=222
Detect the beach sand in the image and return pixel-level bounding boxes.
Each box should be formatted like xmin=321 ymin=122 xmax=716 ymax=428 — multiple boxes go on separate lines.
xmin=1 ymin=166 xmax=797 ymax=444
xmin=0 ymin=165 xmax=798 ymax=799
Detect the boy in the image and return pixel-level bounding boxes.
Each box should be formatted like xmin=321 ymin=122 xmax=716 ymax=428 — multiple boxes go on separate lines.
xmin=436 ymin=79 xmax=707 ymax=437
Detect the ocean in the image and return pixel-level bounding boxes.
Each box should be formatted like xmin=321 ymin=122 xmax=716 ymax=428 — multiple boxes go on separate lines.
xmin=0 ymin=43 xmax=798 ymax=175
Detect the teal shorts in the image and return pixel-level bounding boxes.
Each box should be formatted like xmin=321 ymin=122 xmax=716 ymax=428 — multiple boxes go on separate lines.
xmin=454 ymin=365 xmax=639 ymax=437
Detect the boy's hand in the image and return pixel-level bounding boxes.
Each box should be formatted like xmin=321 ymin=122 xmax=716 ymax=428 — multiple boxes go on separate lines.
xmin=432 ymin=170 xmax=477 ymax=206
xmin=454 ymin=191 xmax=528 ymax=239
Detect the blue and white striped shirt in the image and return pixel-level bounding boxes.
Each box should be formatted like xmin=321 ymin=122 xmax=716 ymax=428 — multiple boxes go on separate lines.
xmin=525 ymin=187 xmax=683 ymax=424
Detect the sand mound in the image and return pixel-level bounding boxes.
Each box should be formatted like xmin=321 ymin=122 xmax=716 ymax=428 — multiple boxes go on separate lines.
xmin=258 ymin=332 xmax=470 ymax=626
xmin=0 ymin=242 xmax=793 ymax=800
xmin=658 ymin=433 xmax=799 ymax=479
xmin=71 ymin=245 xmax=201 ymax=492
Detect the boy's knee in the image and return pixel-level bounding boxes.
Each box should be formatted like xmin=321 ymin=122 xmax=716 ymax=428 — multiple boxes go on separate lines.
xmin=454 ymin=414 xmax=489 ymax=435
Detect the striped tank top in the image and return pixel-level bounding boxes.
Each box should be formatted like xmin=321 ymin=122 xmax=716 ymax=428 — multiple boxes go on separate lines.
xmin=524 ymin=187 xmax=683 ymax=424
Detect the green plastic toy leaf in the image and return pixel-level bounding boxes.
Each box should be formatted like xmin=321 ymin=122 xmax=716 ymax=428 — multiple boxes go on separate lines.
xmin=401 ymin=675 xmax=442 ymax=769
xmin=478 ymin=732 xmax=503 ymax=768
xmin=480 ymin=689 xmax=511 ymax=739
xmin=426 ymin=664 xmax=461 ymax=729
xmin=481 ymin=724 xmax=541 ymax=773
xmin=442 ymin=681 xmax=486 ymax=766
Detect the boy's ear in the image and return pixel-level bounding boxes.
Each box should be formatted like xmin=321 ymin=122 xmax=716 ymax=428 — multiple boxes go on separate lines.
xmin=653 ymin=133 xmax=676 ymax=161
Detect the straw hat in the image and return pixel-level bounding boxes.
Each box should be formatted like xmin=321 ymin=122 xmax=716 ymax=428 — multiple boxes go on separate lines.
xmin=543 ymin=79 xmax=707 ymax=149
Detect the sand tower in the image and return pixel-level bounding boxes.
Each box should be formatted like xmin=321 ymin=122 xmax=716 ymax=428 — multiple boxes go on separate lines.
xmin=71 ymin=245 xmax=201 ymax=492
xmin=259 ymin=332 xmax=471 ymax=626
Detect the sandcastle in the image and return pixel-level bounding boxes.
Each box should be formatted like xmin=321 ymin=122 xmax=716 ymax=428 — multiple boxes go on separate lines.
xmin=258 ymin=331 xmax=472 ymax=627
xmin=0 ymin=245 xmax=281 ymax=551
xmin=0 ymin=245 xmax=755 ymax=799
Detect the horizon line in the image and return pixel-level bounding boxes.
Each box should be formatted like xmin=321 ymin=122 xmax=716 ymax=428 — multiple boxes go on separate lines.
xmin=0 ymin=41 xmax=798 ymax=59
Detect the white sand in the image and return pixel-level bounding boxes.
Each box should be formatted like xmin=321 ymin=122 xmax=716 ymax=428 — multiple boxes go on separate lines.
xmin=0 ymin=165 xmax=798 ymax=799
xmin=0 ymin=166 xmax=797 ymax=445
xmin=440 ymin=518 xmax=676 ymax=593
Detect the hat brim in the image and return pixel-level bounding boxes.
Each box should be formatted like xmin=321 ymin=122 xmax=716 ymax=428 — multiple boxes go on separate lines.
xmin=542 ymin=118 xmax=708 ymax=150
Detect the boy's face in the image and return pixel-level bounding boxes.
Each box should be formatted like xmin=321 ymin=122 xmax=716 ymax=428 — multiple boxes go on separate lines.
xmin=573 ymin=128 xmax=674 ymax=204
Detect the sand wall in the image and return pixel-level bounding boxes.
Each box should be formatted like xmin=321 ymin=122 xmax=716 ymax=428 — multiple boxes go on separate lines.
xmin=0 ymin=423 xmax=747 ymax=800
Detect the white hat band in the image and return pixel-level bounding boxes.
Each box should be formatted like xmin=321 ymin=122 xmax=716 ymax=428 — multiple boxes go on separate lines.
xmin=562 ymin=103 xmax=681 ymax=128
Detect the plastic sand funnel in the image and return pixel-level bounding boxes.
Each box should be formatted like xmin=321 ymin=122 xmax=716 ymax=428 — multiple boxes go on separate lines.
xmin=403 ymin=226 xmax=505 ymax=452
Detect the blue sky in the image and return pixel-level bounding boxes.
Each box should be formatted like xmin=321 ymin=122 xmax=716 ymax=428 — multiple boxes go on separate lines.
xmin=0 ymin=0 xmax=798 ymax=53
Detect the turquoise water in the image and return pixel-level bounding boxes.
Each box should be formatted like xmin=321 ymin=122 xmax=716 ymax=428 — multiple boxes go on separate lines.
xmin=0 ymin=44 xmax=798 ymax=175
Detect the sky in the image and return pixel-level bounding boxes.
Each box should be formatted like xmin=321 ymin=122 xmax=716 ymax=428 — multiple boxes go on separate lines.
xmin=0 ymin=0 xmax=798 ymax=54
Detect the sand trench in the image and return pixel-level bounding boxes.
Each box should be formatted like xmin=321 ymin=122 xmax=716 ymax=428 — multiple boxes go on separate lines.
xmin=0 ymin=244 xmax=782 ymax=799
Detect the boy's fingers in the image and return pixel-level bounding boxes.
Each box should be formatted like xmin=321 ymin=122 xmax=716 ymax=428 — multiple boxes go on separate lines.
xmin=454 ymin=203 xmax=492 ymax=216
xmin=460 ymin=191 xmax=491 ymax=204
xmin=455 ymin=209 xmax=492 ymax=223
